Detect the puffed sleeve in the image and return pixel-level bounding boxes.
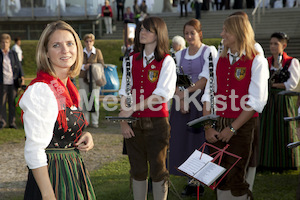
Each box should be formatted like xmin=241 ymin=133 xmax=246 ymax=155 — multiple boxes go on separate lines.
xmin=247 ymin=54 xmax=269 ymax=113
xmin=284 ymin=58 xmax=300 ymax=91
xmin=153 ymin=55 xmax=177 ymax=102
xmin=175 ymin=50 xmax=183 ymax=67
xmin=19 ymin=82 xmax=58 ymax=169
xmin=198 ymin=45 xmax=218 ymax=80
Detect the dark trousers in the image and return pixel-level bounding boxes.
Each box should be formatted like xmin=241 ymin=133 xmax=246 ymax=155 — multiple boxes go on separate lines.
xmin=0 ymin=84 xmax=17 ymax=127
xmin=233 ymin=0 xmax=243 ymax=9
xmin=246 ymin=0 xmax=255 ymax=8
xmin=215 ymin=0 xmax=221 ymax=10
xmin=210 ymin=117 xmax=257 ymax=197
xmin=117 ymin=5 xmax=124 ymax=21
xmin=194 ymin=2 xmax=203 ymax=19
xmin=180 ymin=1 xmax=187 ymax=17
xmin=221 ymin=0 xmax=230 ymax=9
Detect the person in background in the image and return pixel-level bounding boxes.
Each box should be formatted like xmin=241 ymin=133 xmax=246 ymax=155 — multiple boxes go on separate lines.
xmin=215 ymin=0 xmax=222 ymax=10
xmin=169 ymin=19 xmax=217 ymax=197
xmin=101 ymin=0 xmax=113 ymax=34
xmin=233 ymin=0 xmax=243 ymax=9
xmin=139 ymin=0 xmax=148 ymax=21
xmin=133 ymin=0 xmax=141 ymax=24
xmin=0 ymin=33 xmax=24 ymax=129
xmin=79 ymin=33 xmax=105 ymax=129
xmin=259 ymin=32 xmax=300 ymax=171
xmin=194 ymin=0 xmax=203 ymax=19
xmin=180 ymin=0 xmax=189 ymax=17
xmin=118 ymin=16 xmax=176 ymax=200
xmin=222 ymin=0 xmax=231 ymax=9
xmin=246 ymin=0 xmax=255 ymax=8
xmin=11 ymin=37 xmax=23 ymax=63
xmin=170 ymin=35 xmax=186 ymax=69
xmin=117 ymin=0 xmax=125 ymax=21
xmin=170 ymin=35 xmax=186 ymax=56
xmin=202 ymin=15 xmax=269 ymax=199
xmin=124 ymin=6 xmax=134 ymax=23
xmin=19 ymin=20 xmax=95 ymax=200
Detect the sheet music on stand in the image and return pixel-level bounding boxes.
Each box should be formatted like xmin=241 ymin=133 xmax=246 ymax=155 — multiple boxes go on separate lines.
xmin=176 ymin=142 xmax=241 ymax=192
xmin=177 ymin=149 xmax=226 ymax=186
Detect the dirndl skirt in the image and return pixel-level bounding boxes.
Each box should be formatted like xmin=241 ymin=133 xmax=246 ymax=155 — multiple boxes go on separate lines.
xmin=259 ymin=88 xmax=300 ymax=170
xmin=24 ymin=148 xmax=96 ymax=200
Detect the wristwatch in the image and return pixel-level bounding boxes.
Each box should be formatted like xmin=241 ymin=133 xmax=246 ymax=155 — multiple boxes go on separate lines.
xmin=229 ymin=124 xmax=237 ymax=135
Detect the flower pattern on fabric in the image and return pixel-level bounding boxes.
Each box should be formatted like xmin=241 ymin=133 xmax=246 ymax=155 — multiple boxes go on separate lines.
xmin=48 ymin=107 xmax=86 ymax=148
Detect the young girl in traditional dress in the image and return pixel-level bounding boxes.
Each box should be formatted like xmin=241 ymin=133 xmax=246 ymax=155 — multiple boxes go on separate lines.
xmin=118 ymin=16 xmax=176 ymax=200
xmin=259 ymin=32 xmax=300 ymax=171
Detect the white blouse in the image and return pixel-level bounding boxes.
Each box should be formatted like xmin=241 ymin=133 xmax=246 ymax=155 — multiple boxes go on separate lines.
xmin=270 ymin=58 xmax=300 ymax=91
xmin=201 ymin=49 xmax=269 ymax=113
xmin=19 ymin=82 xmax=58 ymax=169
xmin=119 ymin=50 xmax=177 ymax=102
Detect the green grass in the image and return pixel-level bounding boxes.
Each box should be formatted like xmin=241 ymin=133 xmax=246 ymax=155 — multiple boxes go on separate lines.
xmin=0 ymin=128 xmax=25 ymax=145
xmin=1 ymin=106 xmax=299 ymax=199
xmin=89 ymin=157 xmax=298 ymax=200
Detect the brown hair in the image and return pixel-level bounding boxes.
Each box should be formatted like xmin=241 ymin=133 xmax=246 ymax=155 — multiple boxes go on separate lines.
xmin=36 ymin=20 xmax=83 ymax=78
xmin=138 ymin=17 xmax=169 ymax=61
xmin=183 ymin=19 xmax=203 ymax=42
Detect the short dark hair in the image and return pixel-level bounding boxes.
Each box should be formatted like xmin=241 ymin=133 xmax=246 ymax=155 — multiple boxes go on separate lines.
xmin=271 ymin=32 xmax=289 ymax=44
xmin=14 ymin=37 xmax=21 ymax=43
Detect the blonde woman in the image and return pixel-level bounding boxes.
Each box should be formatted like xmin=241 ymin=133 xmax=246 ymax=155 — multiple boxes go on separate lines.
xmin=19 ymin=21 xmax=95 ymax=200
xmin=202 ymin=15 xmax=269 ymax=199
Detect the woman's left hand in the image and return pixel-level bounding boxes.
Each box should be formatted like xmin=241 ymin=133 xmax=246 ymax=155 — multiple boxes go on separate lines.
xmin=217 ymin=127 xmax=234 ymax=143
xmin=75 ymin=132 xmax=94 ymax=151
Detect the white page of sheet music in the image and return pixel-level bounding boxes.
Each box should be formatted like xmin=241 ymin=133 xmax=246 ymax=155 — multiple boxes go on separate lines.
xmin=193 ymin=162 xmax=226 ymax=186
xmin=178 ymin=149 xmax=213 ymax=177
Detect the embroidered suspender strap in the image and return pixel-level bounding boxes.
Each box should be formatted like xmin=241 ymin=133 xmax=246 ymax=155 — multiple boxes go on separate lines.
xmin=125 ymin=55 xmax=133 ymax=107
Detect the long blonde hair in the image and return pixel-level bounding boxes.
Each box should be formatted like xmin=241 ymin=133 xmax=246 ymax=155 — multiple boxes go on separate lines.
xmin=36 ymin=20 xmax=83 ymax=78
xmin=220 ymin=15 xmax=258 ymax=60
